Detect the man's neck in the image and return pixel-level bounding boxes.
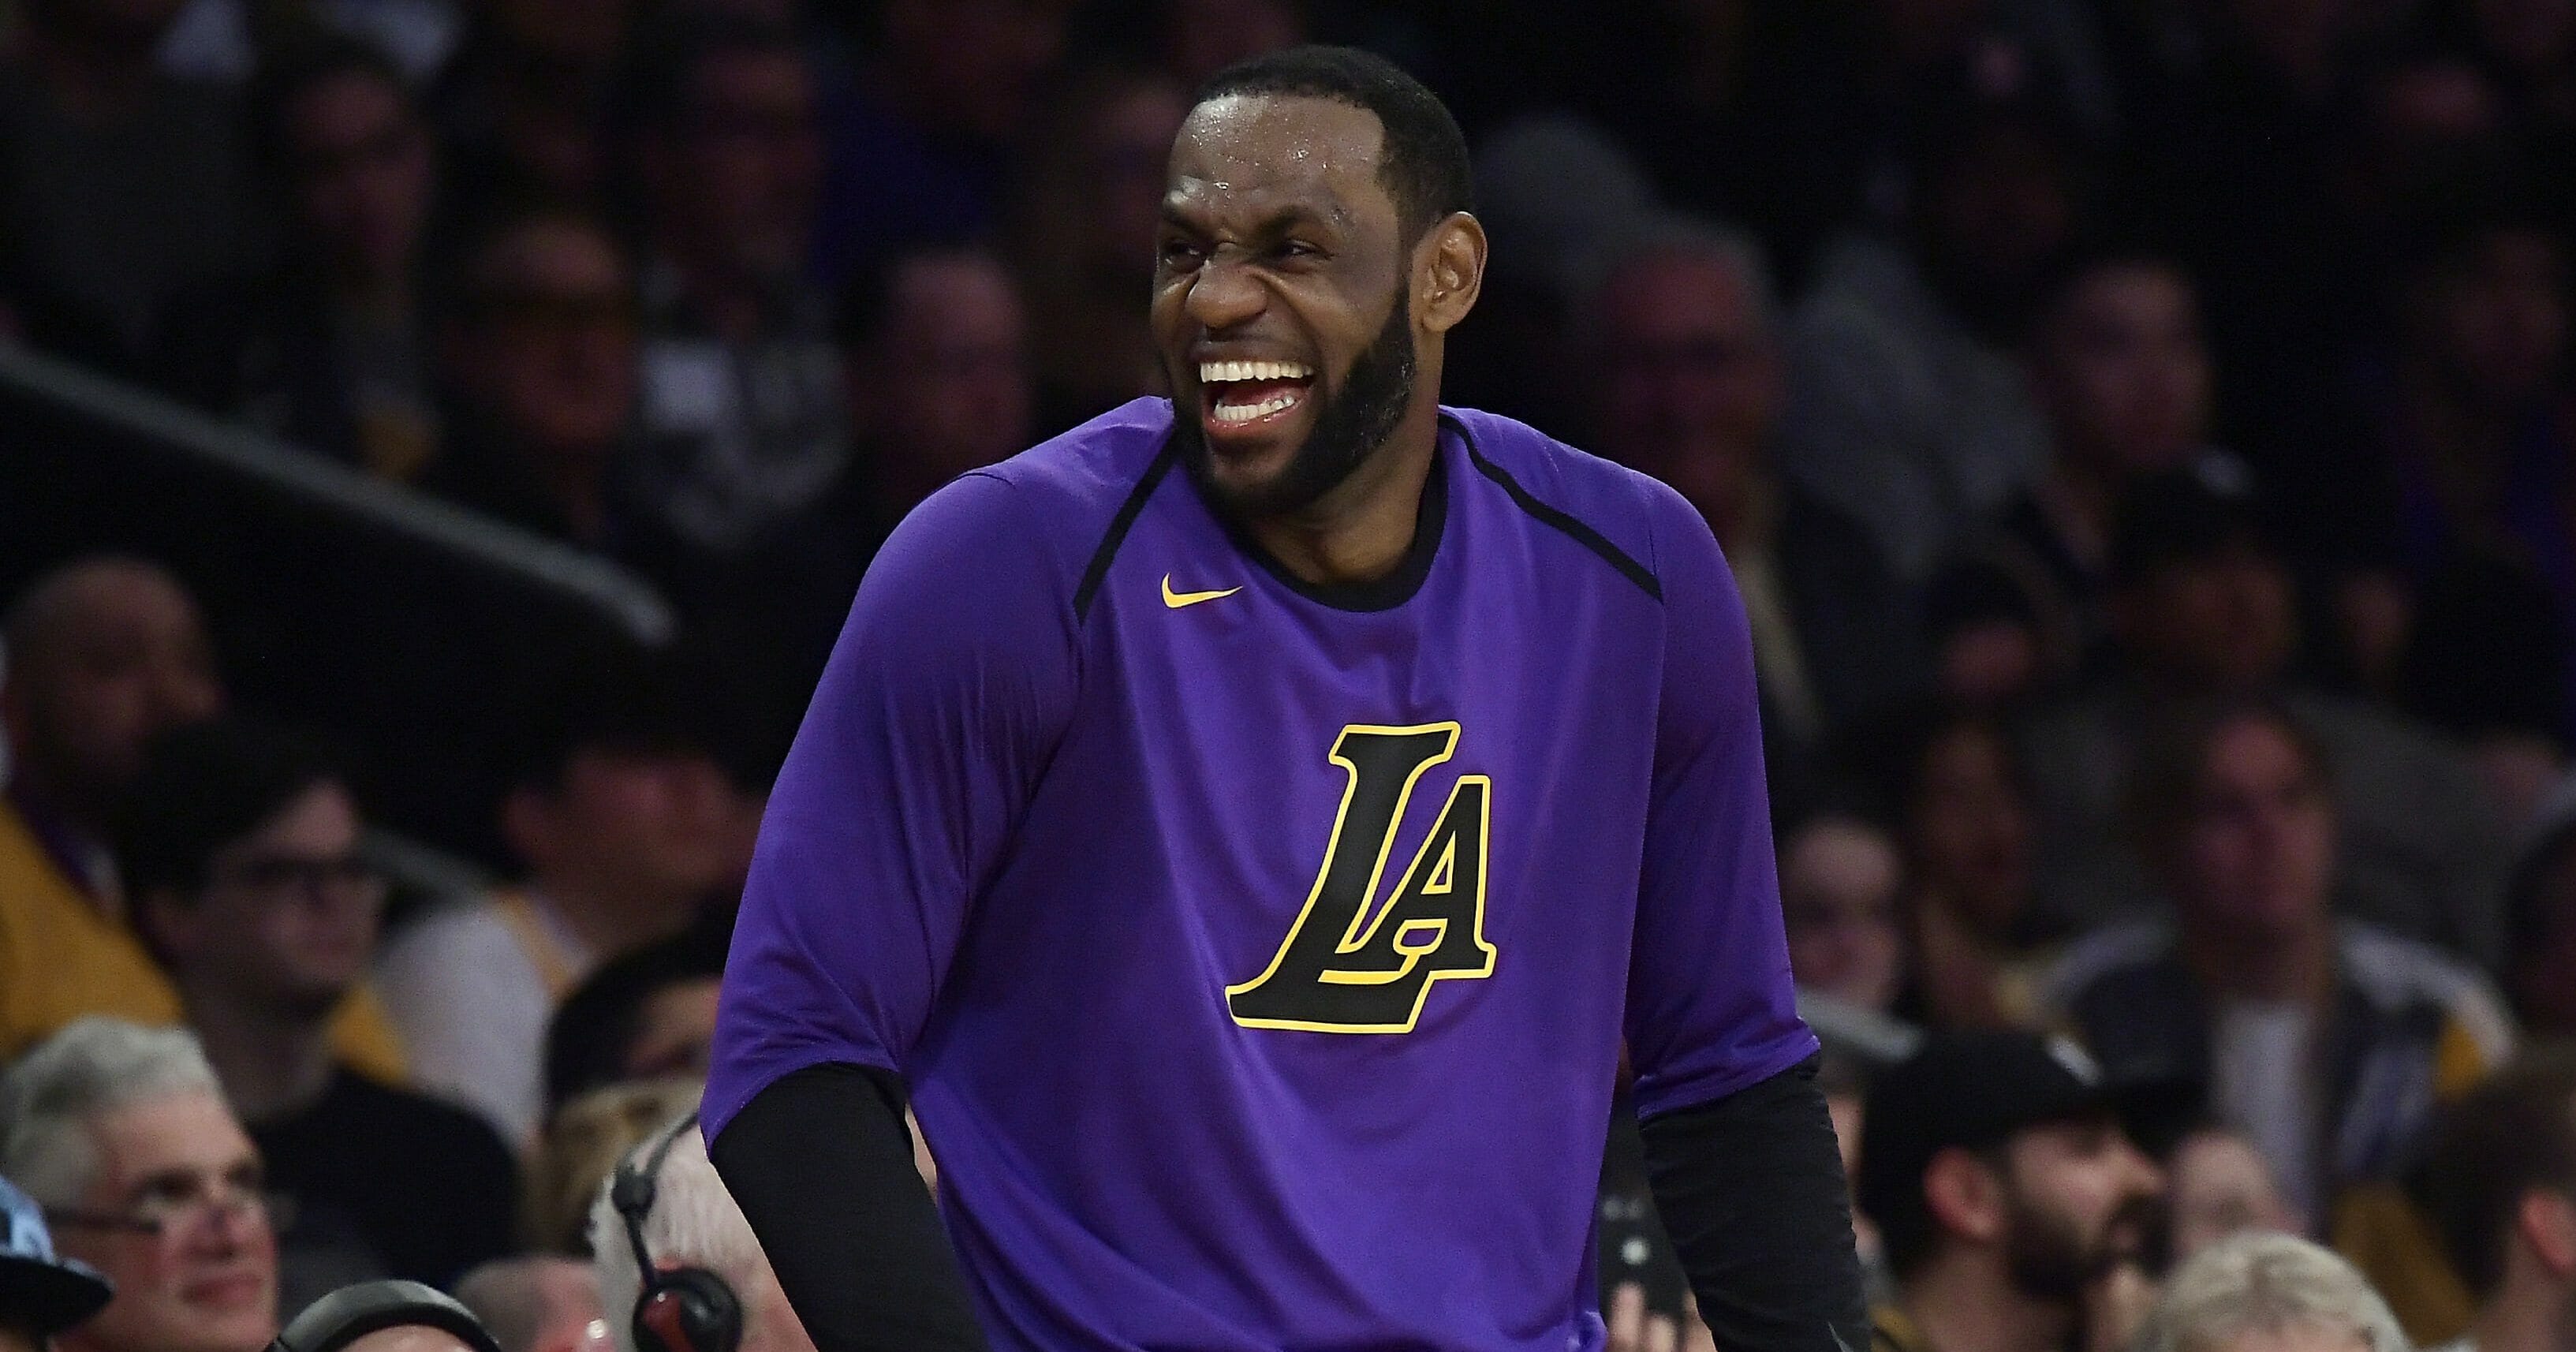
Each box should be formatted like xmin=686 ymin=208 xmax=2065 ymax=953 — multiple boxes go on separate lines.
xmin=181 ymin=984 xmax=336 ymax=1123
xmin=22 ymin=27 xmax=159 ymax=121
xmin=2471 ymin=1266 xmax=2576 ymax=1352
xmin=531 ymin=875 xmax=688 ymax=962
xmin=1245 ymin=398 xmax=1443 ymax=588
xmin=2181 ymin=918 xmax=2335 ymax=1005
xmin=1900 ymin=1252 xmax=2075 ymax=1352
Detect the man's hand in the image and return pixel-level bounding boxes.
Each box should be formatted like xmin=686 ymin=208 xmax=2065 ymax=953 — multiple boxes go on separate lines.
xmin=1606 ymin=1286 xmax=1719 ymax=1352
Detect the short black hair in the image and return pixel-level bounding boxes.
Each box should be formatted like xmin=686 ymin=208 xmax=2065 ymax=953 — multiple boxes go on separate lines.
xmin=117 ymin=719 xmax=346 ymax=898
xmin=507 ymin=645 xmax=714 ymax=797
xmin=246 ymin=32 xmax=414 ymax=179
xmin=2421 ymin=1047 xmax=2576 ymax=1299
xmin=543 ymin=905 xmax=734 ymax=1112
xmin=1189 ymin=44 xmax=1472 ymax=239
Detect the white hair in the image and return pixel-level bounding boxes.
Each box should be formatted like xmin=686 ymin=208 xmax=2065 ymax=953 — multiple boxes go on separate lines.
xmin=588 ymin=1115 xmax=769 ymax=1352
xmin=0 ymin=1018 xmax=223 ymax=1207
xmin=2132 ymin=1233 xmax=2411 ymax=1352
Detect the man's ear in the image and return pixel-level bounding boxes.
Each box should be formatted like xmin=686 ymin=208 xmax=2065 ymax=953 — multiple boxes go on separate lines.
xmin=1923 ymin=1146 xmax=2007 ymax=1247
xmin=1415 ymin=211 xmax=1487 ymax=336
xmin=2520 ymin=1188 xmax=2576 ymax=1278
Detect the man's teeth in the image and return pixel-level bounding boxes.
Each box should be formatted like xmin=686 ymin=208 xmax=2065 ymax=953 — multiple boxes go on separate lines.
xmin=1212 ymin=390 xmax=1302 ymax=423
xmin=1197 ymin=360 xmax=1314 ymax=383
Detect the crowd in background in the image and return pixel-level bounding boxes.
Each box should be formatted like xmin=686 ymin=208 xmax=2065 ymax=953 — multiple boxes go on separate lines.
xmin=5 ymin=0 xmax=2576 ymax=1348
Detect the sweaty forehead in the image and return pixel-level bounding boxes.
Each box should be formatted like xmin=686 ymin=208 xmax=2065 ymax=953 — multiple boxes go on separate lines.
xmin=1167 ymin=93 xmax=1392 ymax=224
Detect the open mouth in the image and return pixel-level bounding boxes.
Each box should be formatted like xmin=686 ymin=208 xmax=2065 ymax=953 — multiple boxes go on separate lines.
xmin=1198 ymin=359 xmax=1316 ymax=428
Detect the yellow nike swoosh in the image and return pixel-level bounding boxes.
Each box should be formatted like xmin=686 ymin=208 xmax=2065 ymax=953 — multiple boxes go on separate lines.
xmin=1162 ymin=574 xmax=1243 ymax=609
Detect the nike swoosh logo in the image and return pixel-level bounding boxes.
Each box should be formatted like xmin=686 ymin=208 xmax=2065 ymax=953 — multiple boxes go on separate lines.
xmin=1162 ymin=574 xmax=1243 ymax=608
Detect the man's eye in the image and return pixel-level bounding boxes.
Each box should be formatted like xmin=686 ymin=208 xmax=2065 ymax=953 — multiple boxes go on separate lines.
xmin=1277 ymin=241 xmax=1321 ymax=260
xmin=1159 ymin=240 xmax=1204 ymax=266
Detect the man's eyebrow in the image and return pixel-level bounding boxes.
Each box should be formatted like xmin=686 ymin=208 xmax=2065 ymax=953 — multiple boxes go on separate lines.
xmin=1158 ymin=201 xmax=1351 ymax=236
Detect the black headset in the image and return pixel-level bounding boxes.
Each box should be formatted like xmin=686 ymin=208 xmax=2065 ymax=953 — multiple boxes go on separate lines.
xmin=267 ymin=1280 xmax=503 ymax=1352
xmin=609 ymin=1112 xmax=744 ymax=1352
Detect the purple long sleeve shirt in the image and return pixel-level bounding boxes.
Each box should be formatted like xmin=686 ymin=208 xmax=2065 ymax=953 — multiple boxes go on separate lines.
xmin=707 ymin=398 xmax=1815 ymax=1352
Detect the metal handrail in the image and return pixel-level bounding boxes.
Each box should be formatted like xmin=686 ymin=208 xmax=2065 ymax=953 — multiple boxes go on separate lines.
xmin=0 ymin=342 xmax=675 ymax=647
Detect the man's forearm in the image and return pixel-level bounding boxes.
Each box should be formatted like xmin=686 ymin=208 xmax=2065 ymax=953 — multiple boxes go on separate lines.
xmin=1638 ymin=1055 xmax=1869 ymax=1352
xmin=707 ymin=1063 xmax=988 ymax=1352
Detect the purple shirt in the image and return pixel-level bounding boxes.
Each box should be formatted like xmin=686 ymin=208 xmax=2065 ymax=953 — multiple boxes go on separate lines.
xmin=707 ymin=399 xmax=1813 ymax=1352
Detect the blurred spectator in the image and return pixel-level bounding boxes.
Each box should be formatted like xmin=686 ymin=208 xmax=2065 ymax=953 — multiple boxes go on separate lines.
xmin=2165 ymin=1126 xmax=2305 ymax=1261
xmin=0 ymin=1021 xmax=277 ymax=1352
xmin=838 ymin=244 xmax=1032 ymax=528
xmin=2131 ymin=1232 xmax=2409 ymax=1352
xmin=621 ymin=15 xmax=844 ymax=559
xmin=0 ymin=559 xmax=401 ymax=1083
xmin=1156 ymin=0 xmax=1305 ymax=88
xmin=375 ymin=657 xmax=734 ymax=1145
xmin=1857 ymin=1030 xmax=2165 ymax=1352
xmin=0 ymin=0 xmax=264 ymax=367
xmin=521 ymin=1079 xmax=698 ymax=1255
xmin=1777 ymin=74 xmax=2081 ymax=582
xmin=584 ymin=1113 xmax=815 ymax=1352
xmin=2020 ymin=472 xmax=2511 ymax=960
xmin=812 ymin=0 xmax=1067 ymax=287
xmin=265 ymin=1279 xmax=506 ymax=1352
xmin=1936 ymin=247 xmax=2238 ymax=699
xmin=157 ymin=36 xmax=442 ymax=480
xmin=1006 ymin=65 xmax=1187 ymax=434
xmin=2353 ymin=208 xmax=2576 ymax=789
xmin=427 ymin=0 xmax=634 ymax=216
xmin=423 ymin=210 xmax=639 ymax=548
xmin=1780 ymin=811 xmax=1906 ymax=1014
xmin=543 ymin=909 xmax=729 ymax=1117
xmin=119 ymin=720 xmax=517 ymax=1294
xmin=2043 ymin=699 xmax=2516 ymax=1228
xmin=2506 ymin=776 xmax=2576 ymax=1035
xmin=1577 ymin=213 xmax=1919 ymax=765
xmin=1865 ymin=706 xmax=2060 ymax=1030
xmin=452 ymin=1258 xmax=603 ymax=1352
xmin=2419 ymin=1046 xmax=2576 ymax=1352
xmin=0 ymin=1173 xmax=113 ymax=1352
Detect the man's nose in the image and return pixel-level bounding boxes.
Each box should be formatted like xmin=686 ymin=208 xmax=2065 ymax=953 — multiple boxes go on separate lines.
xmin=1184 ymin=253 xmax=1266 ymax=332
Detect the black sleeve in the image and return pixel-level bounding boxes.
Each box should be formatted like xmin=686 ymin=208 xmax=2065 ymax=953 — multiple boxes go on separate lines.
xmin=707 ymin=1063 xmax=988 ymax=1352
xmin=1638 ymin=1054 xmax=1869 ymax=1352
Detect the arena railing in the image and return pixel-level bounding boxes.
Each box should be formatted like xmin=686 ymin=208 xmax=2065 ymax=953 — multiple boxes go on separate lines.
xmin=0 ymin=342 xmax=676 ymax=867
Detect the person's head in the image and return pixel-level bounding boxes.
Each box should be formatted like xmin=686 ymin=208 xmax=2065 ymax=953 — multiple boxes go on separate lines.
xmin=1897 ymin=708 xmax=2037 ymax=939
xmin=2108 ymin=472 xmax=2297 ymax=694
xmin=524 ymin=1080 xmax=702 ymax=1255
xmin=2166 ymin=1127 xmax=2303 ymax=1263
xmin=2029 ymin=248 xmax=2212 ymax=480
xmin=502 ymin=657 xmax=734 ymax=936
xmin=2 ymin=559 xmax=225 ymax=831
xmin=453 ymin=1259 xmax=605 ymax=1352
xmin=270 ymin=1282 xmax=505 ymax=1352
xmin=2421 ymin=1047 xmax=2576 ymax=1319
xmin=588 ymin=1117 xmax=811 ymax=1352
xmin=2130 ymin=700 xmax=2338 ymax=951
xmin=2131 ymin=1233 xmax=2409 ymax=1352
xmin=839 ymin=246 xmax=1031 ymax=509
xmin=0 ymin=1174 xmax=112 ymax=1352
xmin=118 ymin=721 xmax=383 ymax=1026
xmin=1574 ymin=214 xmax=1785 ymax=527
xmin=1155 ymin=45 xmax=1484 ymax=520
xmin=1779 ymin=812 xmax=1906 ymax=1012
xmin=545 ymin=913 xmax=731 ymax=1116
xmin=631 ymin=18 xmax=822 ymax=286
xmin=0 ymin=1021 xmax=275 ymax=1352
xmin=1860 ymin=1032 xmax=2164 ymax=1300
xmin=1902 ymin=80 xmax=2089 ymax=343
xmin=2400 ymin=212 xmax=2569 ymax=420
xmin=249 ymin=39 xmax=435 ymax=290
xmin=875 ymin=0 xmax=1066 ymax=145
xmin=444 ymin=210 xmax=638 ymax=469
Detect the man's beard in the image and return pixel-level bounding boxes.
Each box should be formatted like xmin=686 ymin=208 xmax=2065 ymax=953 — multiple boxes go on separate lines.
xmin=2003 ymin=1188 xmax=2159 ymax=1305
xmin=1177 ymin=285 xmax=1417 ymax=520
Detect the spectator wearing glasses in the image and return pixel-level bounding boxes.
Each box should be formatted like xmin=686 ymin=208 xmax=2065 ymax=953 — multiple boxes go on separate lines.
xmin=0 ymin=1020 xmax=278 ymax=1352
xmin=120 ymin=722 xmax=517 ymax=1298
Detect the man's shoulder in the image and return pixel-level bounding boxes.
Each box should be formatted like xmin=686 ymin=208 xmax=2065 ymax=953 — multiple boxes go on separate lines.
xmin=1443 ymin=405 xmax=1679 ymax=596
xmin=976 ymin=398 xmax=1179 ymax=516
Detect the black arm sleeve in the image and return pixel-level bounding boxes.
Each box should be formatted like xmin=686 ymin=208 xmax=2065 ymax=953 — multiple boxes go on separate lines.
xmin=1638 ymin=1054 xmax=1869 ymax=1352
xmin=707 ymin=1063 xmax=988 ymax=1352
